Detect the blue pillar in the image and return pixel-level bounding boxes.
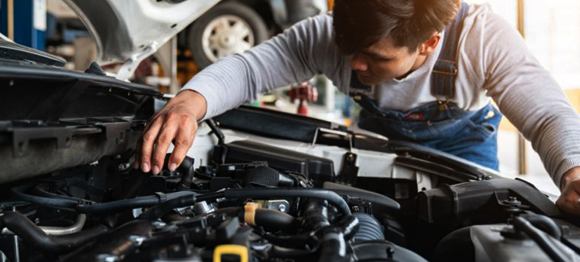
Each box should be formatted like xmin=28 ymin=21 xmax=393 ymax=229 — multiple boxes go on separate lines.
xmin=0 ymin=0 xmax=46 ymax=51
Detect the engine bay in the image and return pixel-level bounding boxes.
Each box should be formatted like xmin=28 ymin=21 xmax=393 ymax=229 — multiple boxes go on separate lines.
xmin=2 ymin=116 xmax=580 ymax=262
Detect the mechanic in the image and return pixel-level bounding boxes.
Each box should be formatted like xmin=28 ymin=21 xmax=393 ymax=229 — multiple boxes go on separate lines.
xmin=135 ymin=0 xmax=580 ymax=216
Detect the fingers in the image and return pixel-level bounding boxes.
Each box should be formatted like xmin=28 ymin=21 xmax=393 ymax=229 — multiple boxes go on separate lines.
xmin=136 ymin=93 xmax=202 ymax=175
xmin=168 ymin=122 xmax=197 ymax=171
xmin=134 ymin=139 xmax=142 ymax=169
xmin=139 ymin=116 xmax=165 ymax=173
xmin=150 ymin=120 xmax=181 ymax=175
xmin=139 ymin=110 xmax=197 ymax=175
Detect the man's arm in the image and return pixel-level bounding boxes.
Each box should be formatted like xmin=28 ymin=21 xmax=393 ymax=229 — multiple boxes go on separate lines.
xmin=470 ymin=7 xmax=580 ymax=212
xmin=182 ymin=13 xmax=347 ymax=119
xmin=136 ymin=14 xmax=349 ymax=174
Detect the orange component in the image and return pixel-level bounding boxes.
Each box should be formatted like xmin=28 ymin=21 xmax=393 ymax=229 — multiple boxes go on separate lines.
xmin=244 ymin=202 xmax=260 ymax=226
xmin=327 ymin=0 xmax=334 ymax=10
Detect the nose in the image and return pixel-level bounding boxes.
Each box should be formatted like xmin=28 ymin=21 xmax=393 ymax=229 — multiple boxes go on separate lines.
xmin=350 ymin=53 xmax=368 ymax=72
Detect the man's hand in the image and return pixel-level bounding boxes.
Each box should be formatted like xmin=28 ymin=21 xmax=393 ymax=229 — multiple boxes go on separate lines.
xmin=135 ymin=90 xmax=207 ymax=175
xmin=556 ymin=167 xmax=580 ymax=216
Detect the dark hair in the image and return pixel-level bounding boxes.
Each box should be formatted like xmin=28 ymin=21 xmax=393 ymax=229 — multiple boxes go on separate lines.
xmin=333 ymin=0 xmax=461 ymax=54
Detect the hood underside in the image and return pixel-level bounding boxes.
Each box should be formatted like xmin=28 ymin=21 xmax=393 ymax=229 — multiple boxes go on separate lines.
xmin=63 ymin=0 xmax=220 ymax=65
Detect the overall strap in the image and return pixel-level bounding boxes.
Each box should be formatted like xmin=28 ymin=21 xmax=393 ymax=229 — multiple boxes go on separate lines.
xmin=431 ymin=2 xmax=470 ymax=100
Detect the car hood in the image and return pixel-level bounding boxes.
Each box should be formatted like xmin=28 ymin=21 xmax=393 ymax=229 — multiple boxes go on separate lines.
xmin=63 ymin=0 xmax=220 ymax=65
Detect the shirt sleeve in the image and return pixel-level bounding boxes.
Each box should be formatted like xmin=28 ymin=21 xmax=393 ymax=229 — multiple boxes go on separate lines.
xmin=471 ymin=7 xmax=580 ymax=188
xmin=179 ymin=13 xmax=349 ymax=119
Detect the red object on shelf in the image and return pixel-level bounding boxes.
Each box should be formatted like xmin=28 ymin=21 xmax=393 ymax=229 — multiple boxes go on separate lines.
xmin=287 ymin=82 xmax=318 ymax=116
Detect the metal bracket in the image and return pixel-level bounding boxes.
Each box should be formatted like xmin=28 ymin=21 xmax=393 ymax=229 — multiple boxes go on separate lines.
xmin=116 ymin=42 xmax=159 ymax=81
xmin=11 ymin=127 xmax=75 ymax=158
xmin=97 ymin=122 xmax=132 ymax=145
xmin=259 ymin=200 xmax=290 ymax=213
xmin=335 ymin=152 xmax=359 ymax=185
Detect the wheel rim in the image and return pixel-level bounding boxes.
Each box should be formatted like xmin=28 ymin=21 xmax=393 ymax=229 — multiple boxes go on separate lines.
xmin=201 ymin=15 xmax=255 ymax=63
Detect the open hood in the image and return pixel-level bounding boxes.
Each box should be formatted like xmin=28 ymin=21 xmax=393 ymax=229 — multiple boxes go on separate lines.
xmin=63 ymin=0 xmax=220 ymax=79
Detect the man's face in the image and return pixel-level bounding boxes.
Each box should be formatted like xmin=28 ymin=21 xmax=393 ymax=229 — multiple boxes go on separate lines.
xmin=349 ymin=37 xmax=420 ymax=85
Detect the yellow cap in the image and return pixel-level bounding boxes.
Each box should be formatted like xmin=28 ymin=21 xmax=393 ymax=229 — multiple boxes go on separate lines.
xmin=213 ymin=245 xmax=249 ymax=262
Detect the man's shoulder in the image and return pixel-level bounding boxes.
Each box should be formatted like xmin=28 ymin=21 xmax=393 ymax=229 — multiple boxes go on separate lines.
xmin=305 ymin=12 xmax=334 ymax=28
xmin=286 ymin=12 xmax=334 ymax=40
xmin=460 ymin=3 xmax=521 ymax=54
xmin=463 ymin=3 xmax=514 ymax=34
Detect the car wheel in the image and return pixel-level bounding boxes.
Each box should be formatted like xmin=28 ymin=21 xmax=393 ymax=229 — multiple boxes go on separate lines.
xmin=188 ymin=1 xmax=269 ymax=69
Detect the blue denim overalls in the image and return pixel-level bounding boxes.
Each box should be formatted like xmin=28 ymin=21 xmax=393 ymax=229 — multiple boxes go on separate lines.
xmin=350 ymin=3 xmax=503 ymax=170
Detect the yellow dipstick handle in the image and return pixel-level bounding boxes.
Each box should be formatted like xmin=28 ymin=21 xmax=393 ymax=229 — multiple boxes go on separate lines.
xmin=213 ymin=245 xmax=249 ymax=262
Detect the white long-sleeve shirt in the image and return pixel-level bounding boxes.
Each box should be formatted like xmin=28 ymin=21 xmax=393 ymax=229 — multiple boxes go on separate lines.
xmin=182 ymin=4 xmax=580 ymax=188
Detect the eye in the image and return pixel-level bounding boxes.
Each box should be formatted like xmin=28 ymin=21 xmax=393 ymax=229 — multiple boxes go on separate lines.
xmin=374 ymin=56 xmax=391 ymax=62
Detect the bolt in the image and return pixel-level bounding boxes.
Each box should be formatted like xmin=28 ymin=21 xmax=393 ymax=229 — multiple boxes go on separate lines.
xmin=386 ymin=247 xmax=395 ymax=259
xmin=505 ymin=196 xmax=521 ymax=206
xmin=277 ymin=204 xmax=287 ymax=212
xmin=346 ymin=153 xmax=355 ymax=162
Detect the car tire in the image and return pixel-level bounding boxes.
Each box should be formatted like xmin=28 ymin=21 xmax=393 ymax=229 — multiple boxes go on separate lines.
xmin=188 ymin=1 xmax=269 ymax=69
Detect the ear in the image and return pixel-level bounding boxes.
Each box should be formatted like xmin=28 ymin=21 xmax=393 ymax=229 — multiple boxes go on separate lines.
xmin=419 ymin=32 xmax=441 ymax=56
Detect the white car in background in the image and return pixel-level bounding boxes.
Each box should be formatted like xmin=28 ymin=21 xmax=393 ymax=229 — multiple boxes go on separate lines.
xmin=63 ymin=0 xmax=328 ymax=79
xmin=183 ymin=0 xmax=328 ymax=68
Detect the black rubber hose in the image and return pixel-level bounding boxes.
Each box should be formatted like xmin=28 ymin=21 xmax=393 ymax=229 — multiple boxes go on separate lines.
xmin=211 ymin=207 xmax=240 ymax=218
xmin=0 ymin=211 xmax=109 ymax=254
xmin=255 ymin=209 xmax=300 ymax=231
xmin=215 ymin=207 xmax=300 ymax=231
xmin=11 ymin=184 xmax=79 ymax=209
xmin=303 ymin=199 xmax=331 ymax=231
xmin=75 ymin=195 xmax=161 ymax=214
xmin=256 ymin=230 xmax=314 ymax=249
xmin=318 ymin=228 xmax=350 ymax=262
xmin=223 ymin=188 xmax=351 ymax=215
xmin=519 ymin=214 xmax=561 ymax=240
xmin=206 ymin=119 xmax=225 ymax=145
xmin=270 ymin=246 xmax=316 ymax=258
xmin=11 ymin=184 xmax=196 ymax=214
xmin=167 ymin=155 xmax=195 ymax=191
xmin=196 ymin=191 xmax=226 ymax=202
xmin=33 ymin=184 xmax=97 ymax=206
xmin=323 ymin=182 xmax=400 ymax=210
xmin=337 ymin=215 xmax=359 ymax=241
xmin=513 ymin=216 xmax=568 ymax=262
xmin=352 ymin=212 xmax=385 ymax=242
xmin=138 ymin=194 xmax=197 ymax=220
